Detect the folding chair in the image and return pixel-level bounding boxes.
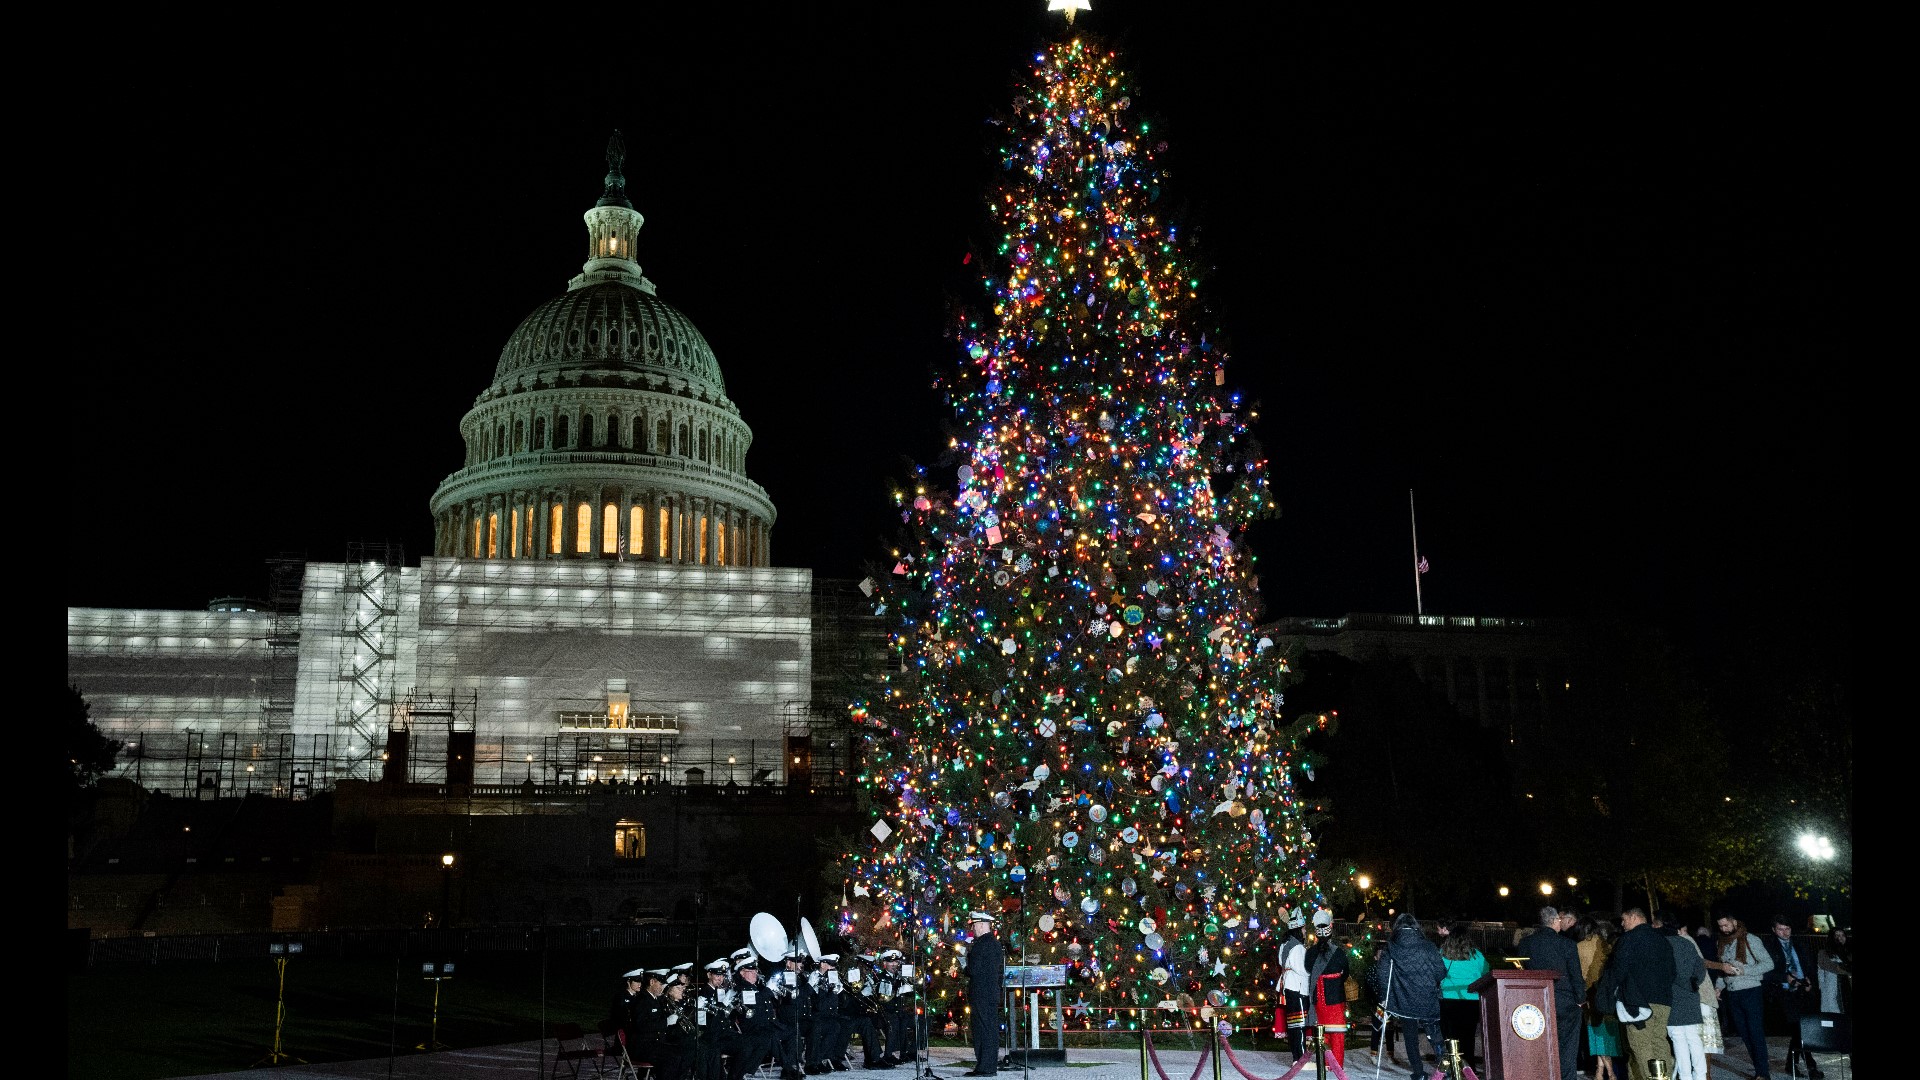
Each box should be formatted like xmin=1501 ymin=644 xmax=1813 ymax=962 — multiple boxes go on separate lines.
xmin=1795 ymin=1012 xmax=1851 ymax=1080
xmin=551 ymin=1022 xmax=609 ymax=1080
xmin=613 ymin=1028 xmax=653 ymax=1080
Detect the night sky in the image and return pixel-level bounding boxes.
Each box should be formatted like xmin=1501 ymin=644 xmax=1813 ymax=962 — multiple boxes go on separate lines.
xmin=74 ymin=8 xmax=1843 ymax=674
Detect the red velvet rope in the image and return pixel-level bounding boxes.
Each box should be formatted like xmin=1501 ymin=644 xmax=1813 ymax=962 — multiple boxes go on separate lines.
xmin=1139 ymin=1028 xmax=1214 ymax=1080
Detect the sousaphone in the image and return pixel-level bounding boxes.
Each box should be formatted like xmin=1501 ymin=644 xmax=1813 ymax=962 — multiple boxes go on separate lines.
xmin=799 ymin=917 xmax=823 ymax=961
xmin=750 ymin=911 xmax=790 ymax=963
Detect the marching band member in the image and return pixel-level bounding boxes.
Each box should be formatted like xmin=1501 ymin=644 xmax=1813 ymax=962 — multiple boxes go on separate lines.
xmin=694 ymin=958 xmax=742 ymax=1080
xmin=614 ymin=967 xmax=657 ymax=1051
xmin=847 ymin=954 xmax=890 ymax=1068
xmin=809 ymin=952 xmax=851 ymax=1074
xmin=873 ymin=949 xmax=920 ymax=1066
xmin=731 ymin=952 xmax=785 ymax=1080
xmin=768 ymin=947 xmax=811 ymax=1080
xmin=643 ymin=967 xmax=693 ymax=1080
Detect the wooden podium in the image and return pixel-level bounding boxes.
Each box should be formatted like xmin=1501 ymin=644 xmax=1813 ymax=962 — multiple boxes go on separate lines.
xmin=1472 ymin=968 xmax=1563 ymax=1080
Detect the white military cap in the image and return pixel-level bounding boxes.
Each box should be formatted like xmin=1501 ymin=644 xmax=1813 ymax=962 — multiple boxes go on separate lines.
xmin=733 ymin=954 xmax=760 ymax=971
xmin=966 ymin=910 xmax=1000 ymax=924
xmin=816 ymin=953 xmax=840 ymax=965
xmin=879 ymin=949 xmax=903 ymax=962
xmin=705 ymin=958 xmax=733 ymax=973
xmin=730 ymin=946 xmax=756 ymax=962
xmin=624 ymin=968 xmax=648 ymax=980
xmin=671 ymin=962 xmax=696 ymax=974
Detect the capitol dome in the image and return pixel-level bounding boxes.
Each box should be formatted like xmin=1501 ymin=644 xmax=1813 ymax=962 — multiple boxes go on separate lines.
xmin=430 ymin=133 xmax=776 ymax=567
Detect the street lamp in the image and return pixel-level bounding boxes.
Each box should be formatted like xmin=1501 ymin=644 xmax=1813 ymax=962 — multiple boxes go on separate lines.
xmin=1356 ymin=873 xmax=1371 ymax=919
xmin=1798 ymin=830 xmax=1836 ymax=921
xmin=440 ymin=853 xmax=456 ymax=928
xmin=525 ymin=754 xmax=534 ymax=782
xmin=1539 ymin=882 xmax=1554 ymax=897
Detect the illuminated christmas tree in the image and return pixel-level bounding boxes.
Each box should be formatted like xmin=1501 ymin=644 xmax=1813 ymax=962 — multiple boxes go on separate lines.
xmin=832 ymin=30 xmax=1329 ymax=1034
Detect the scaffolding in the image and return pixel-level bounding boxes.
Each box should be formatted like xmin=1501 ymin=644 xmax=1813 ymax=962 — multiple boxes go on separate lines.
xmin=384 ymin=688 xmax=479 ymax=785
xmin=261 ymin=554 xmax=306 ymax=734
xmin=333 ymin=543 xmax=405 ymax=778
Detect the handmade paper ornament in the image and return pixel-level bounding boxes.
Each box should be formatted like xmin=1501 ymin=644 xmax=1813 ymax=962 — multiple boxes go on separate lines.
xmin=1033 ymin=765 xmax=1051 ymax=782
xmin=1138 ymin=917 xmax=1157 ymax=934
xmin=1010 ymin=864 xmax=1027 ymax=883
xmin=958 ymin=466 xmax=974 ymax=484
xmin=1061 ymin=831 xmax=1078 ymax=849
xmin=1123 ymin=605 xmax=1145 ymax=625
xmin=993 ymin=790 xmax=1012 ymax=809
xmin=1054 ymin=883 xmax=1071 ymax=902
xmin=1149 ymin=966 xmax=1170 ymax=983
xmin=1038 ymin=717 xmax=1057 ymax=737
xmin=1038 ymin=914 xmax=1056 ymax=932
xmin=1121 ymin=877 xmax=1137 ymax=897
xmin=1002 ymin=638 xmax=1017 ymax=655
xmin=1087 ymin=844 xmax=1105 ymax=864
xmin=1144 ymin=932 xmax=1164 ymax=951
xmin=1087 ymin=804 xmax=1108 ymax=823
xmin=1121 ymin=827 xmax=1140 ymax=844
xmin=1080 ymin=895 xmax=1100 ymax=914
xmin=1046 ymin=854 xmax=1061 ymax=870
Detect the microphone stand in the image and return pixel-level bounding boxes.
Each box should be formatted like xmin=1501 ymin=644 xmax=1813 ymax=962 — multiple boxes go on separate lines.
xmin=916 ymin=924 xmax=943 ymax=1080
xmin=1001 ymin=881 xmax=1029 ymax=1078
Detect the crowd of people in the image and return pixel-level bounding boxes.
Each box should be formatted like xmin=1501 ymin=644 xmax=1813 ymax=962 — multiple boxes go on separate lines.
xmin=606 ymin=912 xmax=1009 ymax=1080
xmin=1352 ymin=905 xmax=1852 ymax=1080
xmin=601 ymin=904 xmax=1849 ymax=1080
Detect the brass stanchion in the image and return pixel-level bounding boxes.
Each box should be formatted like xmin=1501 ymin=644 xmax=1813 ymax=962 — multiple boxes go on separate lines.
xmin=1139 ymin=1026 xmax=1150 ymax=1080
xmin=1647 ymin=1061 xmax=1672 ymax=1080
xmin=1439 ymin=1039 xmax=1466 ymax=1080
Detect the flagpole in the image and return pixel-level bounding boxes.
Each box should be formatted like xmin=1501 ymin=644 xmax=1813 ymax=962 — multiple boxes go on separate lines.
xmin=1409 ymin=489 xmax=1423 ymax=616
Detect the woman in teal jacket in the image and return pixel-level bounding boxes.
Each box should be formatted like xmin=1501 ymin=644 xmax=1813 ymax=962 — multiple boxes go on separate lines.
xmin=1438 ymin=920 xmax=1491 ymax=1062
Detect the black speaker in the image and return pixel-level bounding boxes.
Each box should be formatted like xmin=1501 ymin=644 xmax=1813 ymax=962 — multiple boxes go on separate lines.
xmin=1799 ymin=1012 xmax=1850 ymax=1055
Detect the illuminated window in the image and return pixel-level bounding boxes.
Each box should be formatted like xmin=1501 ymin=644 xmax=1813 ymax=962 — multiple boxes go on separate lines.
xmin=658 ymin=507 xmax=670 ymax=559
xmin=550 ymin=503 xmax=564 ymax=554
xmin=526 ymin=506 xmax=536 ymax=557
xmin=698 ymin=514 xmax=709 ymax=565
xmin=602 ymin=503 xmax=618 ymax=555
xmin=575 ymin=502 xmax=592 ymax=554
xmin=471 ymin=517 xmax=482 ymax=558
xmin=487 ymin=512 xmax=499 ymax=559
xmin=511 ymin=507 xmax=521 ymax=557
xmin=630 ymin=506 xmax=645 ymax=557
xmin=717 ymin=520 xmax=727 ymax=565
xmin=614 ymin=820 xmax=646 ymax=859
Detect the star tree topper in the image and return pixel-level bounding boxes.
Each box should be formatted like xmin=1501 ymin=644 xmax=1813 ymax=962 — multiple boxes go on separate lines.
xmin=1048 ymin=0 xmax=1091 ymax=22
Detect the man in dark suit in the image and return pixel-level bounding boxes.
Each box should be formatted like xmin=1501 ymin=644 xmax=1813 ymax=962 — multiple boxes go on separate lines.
xmin=1515 ymin=906 xmax=1585 ymax=1080
xmin=962 ymin=911 xmax=1006 ymax=1077
xmin=1763 ymin=915 xmax=1825 ymax=1079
